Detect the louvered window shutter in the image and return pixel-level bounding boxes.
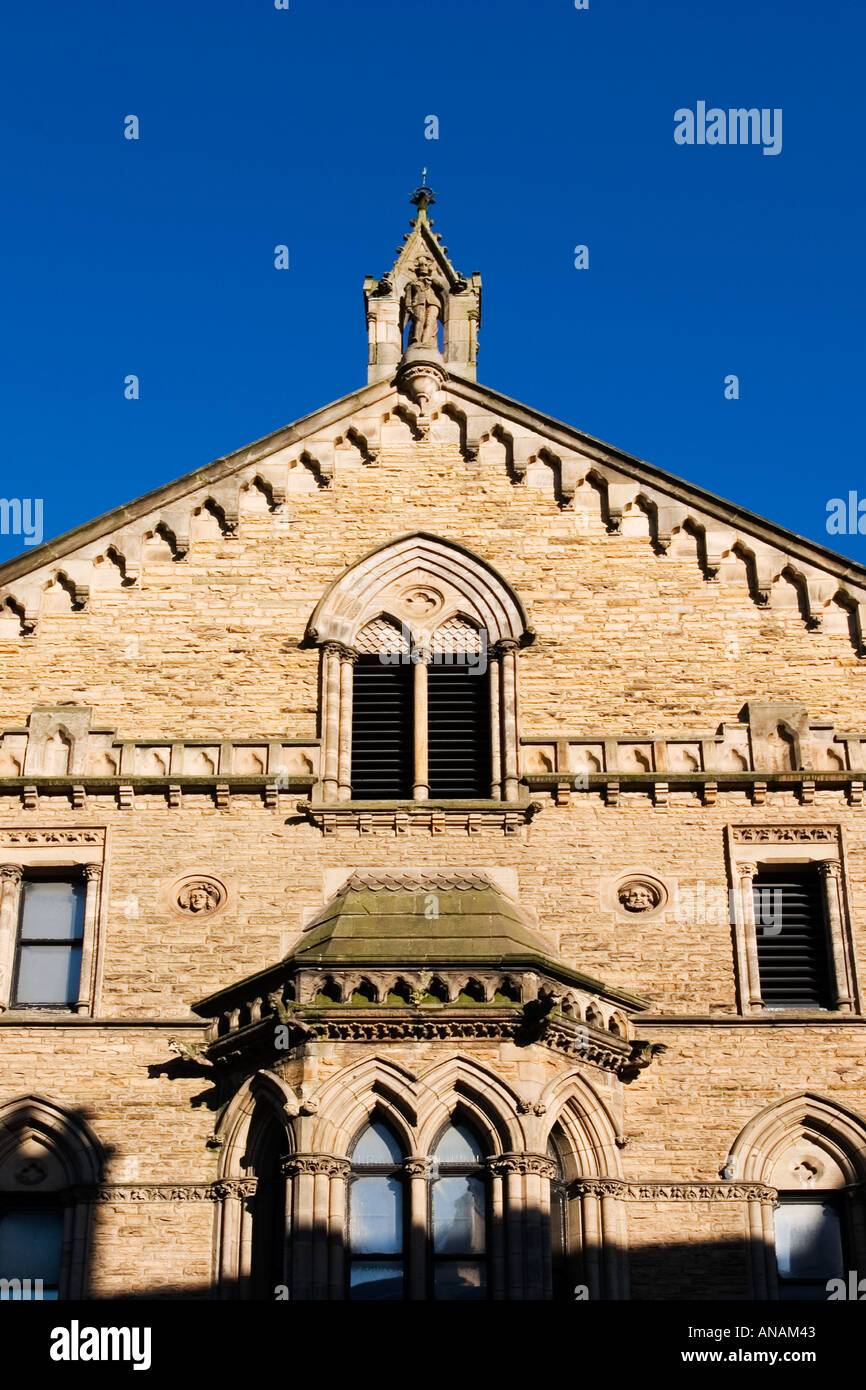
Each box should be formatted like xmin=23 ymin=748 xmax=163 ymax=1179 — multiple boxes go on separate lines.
xmin=351 ymin=656 xmax=413 ymax=798
xmin=753 ymin=870 xmax=833 ymax=1008
xmin=427 ymin=663 xmax=491 ymax=798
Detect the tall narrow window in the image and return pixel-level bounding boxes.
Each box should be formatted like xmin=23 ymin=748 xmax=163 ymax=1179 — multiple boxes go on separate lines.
xmin=547 ymin=1132 xmax=569 ymax=1300
xmin=0 ymin=1209 xmax=64 ymax=1300
xmin=351 ymin=657 xmax=414 ymax=799
xmin=775 ymin=1198 xmax=844 ymax=1300
xmin=430 ymin=1122 xmax=487 ymax=1300
xmin=427 ymin=662 xmax=491 ymax=798
xmin=753 ymin=869 xmax=832 ymax=1008
xmin=347 ymin=1122 xmax=405 ymax=1300
xmin=12 ymin=878 xmax=85 ymax=1008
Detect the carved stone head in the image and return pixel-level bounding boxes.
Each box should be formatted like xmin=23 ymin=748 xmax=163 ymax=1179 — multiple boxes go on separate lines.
xmin=617 ymin=880 xmax=661 ymax=914
xmin=177 ymin=879 xmax=224 ymax=915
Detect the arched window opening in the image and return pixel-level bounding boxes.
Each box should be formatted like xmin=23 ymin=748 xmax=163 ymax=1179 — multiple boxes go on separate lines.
xmin=348 ymin=1122 xmax=406 ymax=1301
xmin=0 ymin=1097 xmax=102 ymax=1300
xmin=430 ymin=1122 xmax=488 ymax=1300
xmin=248 ymin=1112 xmax=288 ymax=1301
xmin=309 ymin=535 xmax=530 ymax=805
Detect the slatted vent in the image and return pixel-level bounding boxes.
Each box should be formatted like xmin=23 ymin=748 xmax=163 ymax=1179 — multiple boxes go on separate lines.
xmin=753 ymin=870 xmax=832 ymax=1008
xmin=427 ymin=663 xmax=491 ymax=798
xmin=351 ymin=657 xmax=413 ymax=798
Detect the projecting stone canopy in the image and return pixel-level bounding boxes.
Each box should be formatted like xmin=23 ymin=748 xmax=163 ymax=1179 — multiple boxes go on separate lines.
xmin=193 ymin=870 xmax=648 ymax=1073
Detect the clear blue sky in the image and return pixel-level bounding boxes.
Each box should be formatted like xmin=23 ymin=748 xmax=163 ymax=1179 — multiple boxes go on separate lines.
xmin=1 ymin=0 xmax=864 ymax=563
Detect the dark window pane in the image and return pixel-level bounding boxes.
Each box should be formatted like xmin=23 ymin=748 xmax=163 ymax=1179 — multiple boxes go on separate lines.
xmin=754 ymin=872 xmax=832 ymax=1008
xmin=349 ymin=1261 xmax=404 ymax=1300
xmin=427 ymin=662 xmax=490 ymax=798
xmin=20 ymin=880 xmax=85 ymax=942
xmin=432 ymin=1175 xmax=485 ymax=1254
xmin=351 ymin=657 xmax=413 ymax=799
xmin=15 ymin=944 xmax=82 ymax=1005
xmin=349 ymin=1176 xmax=402 ymax=1254
xmin=433 ymin=1261 xmax=486 ymax=1300
xmin=0 ymin=1210 xmax=63 ymax=1297
xmin=351 ymin=1122 xmax=403 ymax=1165
xmin=776 ymin=1202 xmax=843 ymax=1281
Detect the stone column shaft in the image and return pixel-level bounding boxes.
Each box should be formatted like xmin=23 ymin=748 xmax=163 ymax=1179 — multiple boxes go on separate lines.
xmin=738 ymin=862 xmax=763 ymax=1009
xmin=580 ymin=1191 xmax=603 ymax=1300
xmin=0 ymin=866 xmax=23 ymax=1010
xmin=499 ymin=643 xmax=520 ymax=802
xmin=405 ymin=1158 xmax=430 ymax=1300
xmin=489 ymin=1171 xmax=506 ymax=1300
xmin=819 ymin=861 xmax=852 ymax=1010
xmin=489 ymin=653 xmax=502 ymax=799
xmin=337 ymin=652 xmax=356 ymax=802
xmin=322 ymin=643 xmax=341 ymax=801
xmin=76 ymin=864 xmax=102 ymax=1015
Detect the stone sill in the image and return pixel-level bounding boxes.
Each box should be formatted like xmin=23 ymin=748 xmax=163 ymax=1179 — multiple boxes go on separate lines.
xmin=638 ymin=1013 xmax=866 ymax=1026
xmin=0 ymin=1015 xmax=208 ymax=1028
xmin=525 ymin=771 xmax=864 ymax=807
xmin=0 ymin=774 xmax=315 ymax=810
xmin=303 ymin=797 xmax=539 ymax=833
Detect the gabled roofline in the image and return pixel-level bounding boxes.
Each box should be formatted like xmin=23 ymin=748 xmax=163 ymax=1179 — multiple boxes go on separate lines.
xmin=0 ymin=377 xmax=394 ymax=586
xmin=448 ymin=374 xmax=866 ymax=589
xmin=2 ymin=368 xmax=864 ymax=592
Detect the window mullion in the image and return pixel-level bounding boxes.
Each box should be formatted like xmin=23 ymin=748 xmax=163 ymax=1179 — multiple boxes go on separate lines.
xmin=412 ymin=659 xmax=429 ymax=802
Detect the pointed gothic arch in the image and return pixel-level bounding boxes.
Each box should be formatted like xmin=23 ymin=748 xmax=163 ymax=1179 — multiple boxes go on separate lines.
xmin=307 ymin=534 xmax=532 ymax=802
xmin=726 ymin=1093 xmax=866 ymax=1298
xmin=726 ymin=1091 xmax=866 ymax=1188
xmin=0 ymin=1095 xmax=104 ymax=1299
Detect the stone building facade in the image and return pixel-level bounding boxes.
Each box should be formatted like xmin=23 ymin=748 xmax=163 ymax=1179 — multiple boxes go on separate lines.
xmin=0 ymin=188 xmax=865 ymax=1301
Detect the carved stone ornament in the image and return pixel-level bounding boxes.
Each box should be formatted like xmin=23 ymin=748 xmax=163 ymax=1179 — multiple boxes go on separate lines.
xmin=569 ymin=1179 xmax=776 ymax=1202
xmin=616 ymin=876 xmax=665 ymax=914
xmin=15 ymin=1159 xmax=47 ymax=1186
xmin=95 ymin=1182 xmax=257 ymax=1202
xmin=281 ymin=1154 xmax=351 ymax=1179
xmin=0 ymin=828 xmax=104 ymax=847
xmin=732 ymin=825 xmax=838 ymax=844
xmin=488 ymin=1153 xmax=558 ymax=1179
xmin=174 ymin=875 xmax=227 ymax=915
xmin=400 ymin=586 xmax=444 ymax=618
xmin=402 ymin=1157 xmax=432 ymax=1177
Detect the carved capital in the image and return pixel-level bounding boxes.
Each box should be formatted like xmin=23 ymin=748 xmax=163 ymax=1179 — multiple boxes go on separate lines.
xmin=82 ymin=863 xmax=103 ymax=883
xmin=736 ymin=862 xmax=758 ymax=880
xmin=0 ymin=864 xmax=23 ymax=884
xmin=818 ymin=860 xmax=842 ymax=881
xmin=281 ymin=1153 xmax=350 ymax=1179
xmin=402 ymin=1157 xmax=432 ymax=1177
xmin=488 ymin=1152 xmax=557 ymax=1180
xmin=214 ymin=1179 xmax=258 ymax=1200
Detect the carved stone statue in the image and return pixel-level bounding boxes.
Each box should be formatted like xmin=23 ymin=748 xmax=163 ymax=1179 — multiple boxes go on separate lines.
xmin=404 ymin=258 xmax=442 ymax=349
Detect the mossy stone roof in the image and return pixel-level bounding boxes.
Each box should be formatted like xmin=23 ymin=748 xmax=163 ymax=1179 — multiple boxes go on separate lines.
xmin=292 ymin=874 xmax=551 ymax=967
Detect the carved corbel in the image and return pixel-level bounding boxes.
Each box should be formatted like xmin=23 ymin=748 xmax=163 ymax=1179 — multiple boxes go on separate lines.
xmin=300 ymin=443 xmax=335 ymax=487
